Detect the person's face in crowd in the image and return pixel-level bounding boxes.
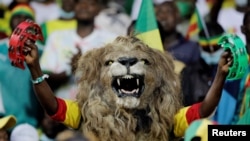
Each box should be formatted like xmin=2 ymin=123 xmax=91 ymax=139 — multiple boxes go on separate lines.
xmin=74 ymin=0 xmax=102 ymax=21
xmin=10 ymin=14 xmax=33 ymax=31
xmin=61 ymin=0 xmax=75 ymax=12
xmin=0 ymin=129 xmax=8 ymax=141
xmin=155 ymin=2 xmax=180 ymax=33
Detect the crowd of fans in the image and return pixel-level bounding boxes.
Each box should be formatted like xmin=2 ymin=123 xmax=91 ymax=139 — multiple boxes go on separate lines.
xmin=0 ymin=0 xmax=249 ymax=140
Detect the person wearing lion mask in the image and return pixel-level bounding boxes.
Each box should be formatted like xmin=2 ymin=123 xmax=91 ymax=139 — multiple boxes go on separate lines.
xmin=22 ymin=34 xmax=232 ymax=141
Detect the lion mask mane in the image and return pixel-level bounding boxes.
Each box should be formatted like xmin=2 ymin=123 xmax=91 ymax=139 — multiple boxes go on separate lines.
xmin=75 ymin=36 xmax=183 ymax=141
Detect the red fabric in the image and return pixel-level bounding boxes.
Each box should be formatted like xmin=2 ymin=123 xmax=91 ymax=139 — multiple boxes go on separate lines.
xmin=186 ymin=102 xmax=201 ymax=124
xmin=245 ymin=76 xmax=250 ymax=87
xmin=50 ymin=97 xmax=67 ymax=122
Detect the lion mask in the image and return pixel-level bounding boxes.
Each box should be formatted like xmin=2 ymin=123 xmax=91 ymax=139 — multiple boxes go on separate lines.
xmin=75 ymin=36 xmax=183 ymax=141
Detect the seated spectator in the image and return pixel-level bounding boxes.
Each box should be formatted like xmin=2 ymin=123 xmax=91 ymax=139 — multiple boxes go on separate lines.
xmin=40 ymin=0 xmax=77 ymax=45
xmin=95 ymin=0 xmax=132 ymax=36
xmin=30 ymin=0 xmax=60 ymax=25
xmin=155 ymin=1 xmax=201 ymax=66
xmin=0 ymin=3 xmax=42 ymax=128
xmin=40 ymin=0 xmax=118 ymax=100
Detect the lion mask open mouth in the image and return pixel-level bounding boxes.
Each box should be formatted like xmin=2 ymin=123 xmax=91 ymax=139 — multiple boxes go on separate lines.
xmin=112 ymin=74 xmax=145 ymax=98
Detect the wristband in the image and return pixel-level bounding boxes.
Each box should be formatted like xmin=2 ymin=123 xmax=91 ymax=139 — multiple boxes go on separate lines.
xmin=32 ymin=74 xmax=49 ymax=84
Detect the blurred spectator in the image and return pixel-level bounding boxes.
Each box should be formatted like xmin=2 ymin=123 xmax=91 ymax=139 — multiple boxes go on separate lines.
xmin=127 ymin=19 xmax=186 ymax=75
xmin=0 ymin=3 xmax=42 ymax=129
xmin=30 ymin=0 xmax=60 ymax=25
xmin=180 ymin=21 xmax=241 ymax=125
xmin=10 ymin=123 xmax=39 ymax=141
xmin=180 ymin=22 xmax=227 ymax=106
xmin=95 ymin=0 xmax=132 ymax=36
xmin=155 ymin=1 xmax=200 ymax=66
xmin=0 ymin=0 xmax=31 ymax=38
xmin=8 ymin=0 xmax=30 ymax=10
xmin=40 ymin=0 xmax=118 ymax=100
xmin=218 ymin=0 xmax=248 ymax=44
xmin=175 ymin=0 xmax=196 ymax=38
xmin=0 ymin=115 xmax=16 ymax=141
xmin=40 ymin=0 xmax=77 ymax=45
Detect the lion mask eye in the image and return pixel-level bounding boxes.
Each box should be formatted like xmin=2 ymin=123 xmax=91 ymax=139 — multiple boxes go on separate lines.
xmin=105 ymin=60 xmax=114 ymax=66
xmin=141 ymin=59 xmax=150 ymax=65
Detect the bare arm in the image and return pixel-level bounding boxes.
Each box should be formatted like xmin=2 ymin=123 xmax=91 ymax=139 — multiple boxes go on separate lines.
xmin=24 ymin=40 xmax=58 ymax=115
xmin=46 ymin=72 xmax=70 ymax=92
xmin=199 ymin=51 xmax=232 ymax=117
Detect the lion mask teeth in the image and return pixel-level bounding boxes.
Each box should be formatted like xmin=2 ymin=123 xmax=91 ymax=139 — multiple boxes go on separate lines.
xmin=112 ymin=74 xmax=144 ymax=98
xmin=119 ymin=88 xmax=139 ymax=95
xmin=117 ymin=77 xmax=140 ymax=86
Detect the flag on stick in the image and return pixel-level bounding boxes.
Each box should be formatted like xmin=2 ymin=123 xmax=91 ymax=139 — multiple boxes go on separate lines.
xmin=185 ymin=7 xmax=203 ymax=40
xmin=135 ymin=0 xmax=164 ymax=51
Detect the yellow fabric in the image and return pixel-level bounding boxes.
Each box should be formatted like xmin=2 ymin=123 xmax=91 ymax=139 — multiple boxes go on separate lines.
xmin=0 ymin=115 xmax=16 ymax=130
xmin=194 ymin=119 xmax=211 ymax=141
xmin=173 ymin=106 xmax=189 ymax=137
xmin=41 ymin=19 xmax=77 ymax=44
xmin=136 ymin=29 xmax=164 ymax=52
xmin=184 ymin=118 xmax=215 ymax=141
xmin=45 ymin=19 xmax=76 ymax=37
xmin=63 ymin=100 xmax=192 ymax=137
xmin=173 ymin=60 xmax=186 ymax=75
xmin=222 ymin=0 xmax=235 ymax=8
xmin=0 ymin=10 xmax=11 ymax=36
xmin=64 ymin=100 xmax=81 ymax=129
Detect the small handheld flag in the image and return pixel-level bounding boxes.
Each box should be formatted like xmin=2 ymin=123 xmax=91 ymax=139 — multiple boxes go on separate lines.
xmin=135 ymin=0 xmax=164 ymax=52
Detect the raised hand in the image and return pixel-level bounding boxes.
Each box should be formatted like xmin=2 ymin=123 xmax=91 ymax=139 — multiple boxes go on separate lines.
xmin=217 ymin=50 xmax=233 ymax=77
xmin=199 ymin=50 xmax=233 ymax=118
xmin=23 ymin=39 xmax=40 ymax=69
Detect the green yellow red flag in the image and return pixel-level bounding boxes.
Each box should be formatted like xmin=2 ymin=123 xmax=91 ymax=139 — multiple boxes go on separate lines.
xmin=185 ymin=7 xmax=203 ymax=40
xmin=135 ymin=0 xmax=164 ymax=52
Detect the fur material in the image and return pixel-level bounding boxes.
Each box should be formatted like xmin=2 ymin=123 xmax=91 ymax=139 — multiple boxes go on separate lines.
xmin=75 ymin=36 xmax=183 ymax=141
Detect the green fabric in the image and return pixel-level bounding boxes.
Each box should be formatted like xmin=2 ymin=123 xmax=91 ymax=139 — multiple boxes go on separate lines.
xmin=40 ymin=23 xmax=48 ymax=45
xmin=176 ymin=1 xmax=193 ymax=18
xmin=135 ymin=0 xmax=157 ymax=33
xmin=124 ymin=0 xmax=134 ymax=15
xmin=135 ymin=0 xmax=163 ymax=51
xmin=0 ymin=39 xmax=42 ymax=129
